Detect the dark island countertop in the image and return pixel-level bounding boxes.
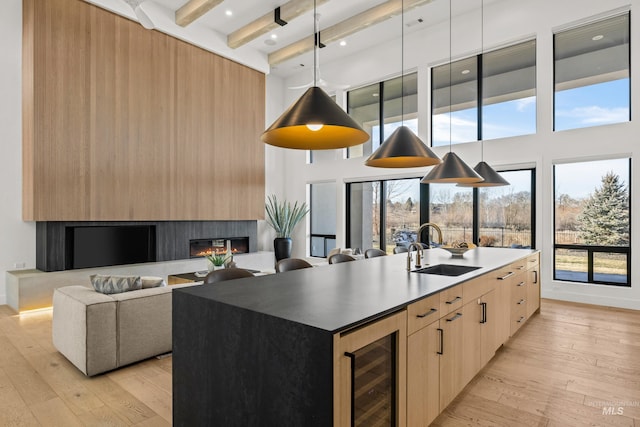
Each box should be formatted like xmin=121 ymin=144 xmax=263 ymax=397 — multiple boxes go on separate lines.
xmin=173 ymin=247 xmax=537 ymax=333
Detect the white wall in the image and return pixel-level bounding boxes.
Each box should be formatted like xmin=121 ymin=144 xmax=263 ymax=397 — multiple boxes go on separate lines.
xmin=271 ymin=0 xmax=640 ymax=310
xmin=0 ymin=0 xmax=36 ymax=305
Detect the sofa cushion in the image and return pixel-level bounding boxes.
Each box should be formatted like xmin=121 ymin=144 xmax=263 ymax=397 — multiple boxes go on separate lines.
xmin=90 ymin=275 xmax=142 ymax=294
xmin=141 ymin=276 xmax=166 ymax=289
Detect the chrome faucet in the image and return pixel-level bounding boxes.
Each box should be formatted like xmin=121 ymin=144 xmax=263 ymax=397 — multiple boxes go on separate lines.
xmin=417 ymin=223 xmax=443 ymax=249
xmin=407 ymin=243 xmax=424 ymax=270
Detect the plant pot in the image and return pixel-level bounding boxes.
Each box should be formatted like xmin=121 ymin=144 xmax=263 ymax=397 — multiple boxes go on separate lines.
xmin=274 ymin=237 xmax=292 ymax=262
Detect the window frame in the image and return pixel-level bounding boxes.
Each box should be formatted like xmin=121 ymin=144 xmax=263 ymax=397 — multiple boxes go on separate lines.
xmin=552 ymin=158 xmax=631 ymax=287
xmin=552 ymin=12 xmax=631 ymax=132
xmin=346 ymin=167 xmax=536 ymax=252
xmin=431 ymin=39 xmax=537 ymax=146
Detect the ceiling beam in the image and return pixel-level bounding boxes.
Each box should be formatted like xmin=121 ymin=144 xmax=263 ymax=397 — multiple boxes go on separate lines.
xmin=227 ymin=0 xmax=329 ymax=49
xmin=268 ymin=0 xmax=433 ymax=66
xmin=175 ymin=0 xmax=223 ymax=27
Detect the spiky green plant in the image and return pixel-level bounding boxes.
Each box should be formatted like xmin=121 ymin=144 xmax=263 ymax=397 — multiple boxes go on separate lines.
xmin=265 ymin=194 xmax=309 ymax=238
xmin=206 ymin=253 xmax=229 ymax=266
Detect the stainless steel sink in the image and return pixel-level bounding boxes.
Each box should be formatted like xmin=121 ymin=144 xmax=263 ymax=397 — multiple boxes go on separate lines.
xmin=412 ymin=264 xmax=481 ymax=276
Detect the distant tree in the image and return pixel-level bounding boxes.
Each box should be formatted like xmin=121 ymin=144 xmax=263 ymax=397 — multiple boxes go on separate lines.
xmin=577 ymin=172 xmax=629 ymax=245
xmin=405 ymin=197 xmax=414 ymax=211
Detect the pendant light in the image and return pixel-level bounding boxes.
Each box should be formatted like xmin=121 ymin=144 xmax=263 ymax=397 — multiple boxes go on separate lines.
xmin=421 ymin=0 xmax=483 ymax=184
xmin=458 ymin=0 xmax=509 ymax=187
xmin=364 ymin=0 xmax=441 ymax=168
xmin=261 ymin=0 xmax=368 ymax=150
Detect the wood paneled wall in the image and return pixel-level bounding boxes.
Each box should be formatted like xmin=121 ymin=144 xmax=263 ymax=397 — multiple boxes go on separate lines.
xmin=23 ymin=0 xmax=265 ymax=221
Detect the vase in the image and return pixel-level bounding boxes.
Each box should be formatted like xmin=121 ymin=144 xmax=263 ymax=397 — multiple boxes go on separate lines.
xmin=274 ymin=237 xmax=292 ymax=262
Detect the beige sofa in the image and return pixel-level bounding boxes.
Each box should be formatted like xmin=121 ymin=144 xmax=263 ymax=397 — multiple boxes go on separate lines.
xmin=52 ymin=282 xmax=196 ymax=376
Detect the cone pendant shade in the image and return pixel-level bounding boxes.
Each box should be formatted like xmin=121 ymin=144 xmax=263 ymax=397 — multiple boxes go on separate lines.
xmin=421 ymin=152 xmax=484 ymax=184
xmin=261 ymin=86 xmax=369 ymax=150
xmin=365 ymin=126 xmax=442 ymax=168
xmin=457 ymin=161 xmax=510 ymax=187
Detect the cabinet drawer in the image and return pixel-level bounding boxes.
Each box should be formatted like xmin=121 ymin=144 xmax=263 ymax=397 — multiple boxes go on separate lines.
xmin=509 ymin=259 xmax=528 ymax=274
xmin=440 ymin=284 xmax=463 ymax=315
xmin=511 ymin=278 xmax=527 ymax=302
xmin=407 ymin=293 xmax=441 ymax=335
xmin=526 ymin=253 xmax=540 ymax=269
xmin=510 ymin=304 xmax=527 ymax=335
xmin=463 ymin=275 xmax=493 ymax=303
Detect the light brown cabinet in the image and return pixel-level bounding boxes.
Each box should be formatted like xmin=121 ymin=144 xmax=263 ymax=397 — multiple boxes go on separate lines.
xmin=406 ymin=252 xmax=541 ymax=426
xmin=526 ymin=255 xmax=541 ymax=318
xmin=407 ymin=318 xmax=440 ymax=426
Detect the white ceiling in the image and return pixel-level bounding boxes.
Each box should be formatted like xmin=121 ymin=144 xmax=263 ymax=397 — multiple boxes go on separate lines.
xmin=86 ymin=0 xmax=495 ymax=78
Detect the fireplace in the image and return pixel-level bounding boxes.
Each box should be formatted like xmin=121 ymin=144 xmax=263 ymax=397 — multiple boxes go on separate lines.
xmin=190 ymin=237 xmax=249 ymax=258
xmin=36 ymin=221 xmax=258 ymax=272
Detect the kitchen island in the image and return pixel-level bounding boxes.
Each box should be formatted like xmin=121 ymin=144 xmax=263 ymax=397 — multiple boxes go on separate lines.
xmin=172 ymin=247 xmax=540 ymax=426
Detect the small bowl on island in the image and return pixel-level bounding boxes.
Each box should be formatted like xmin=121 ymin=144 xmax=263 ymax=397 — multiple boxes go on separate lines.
xmin=441 ymin=241 xmax=477 ymax=258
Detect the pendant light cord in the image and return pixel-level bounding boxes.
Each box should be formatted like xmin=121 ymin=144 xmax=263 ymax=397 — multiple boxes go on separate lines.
xmin=480 ymin=0 xmax=484 ymax=161
xmin=401 ymin=0 xmax=404 ymax=125
xmin=448 ymin=0 xmax=452 ymax=153
xmin=313 ymin=0 xmax=317 ymax=87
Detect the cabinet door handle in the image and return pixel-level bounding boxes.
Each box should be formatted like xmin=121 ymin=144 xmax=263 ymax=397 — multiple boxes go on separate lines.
xmin=517 ymin=299 xmax=526 ymax=305
xmin=480 ymin=302 xmax=487 ymax=324
xmin=517 ymin=281 xmax=526 ymax=287
xmin=445 ymin=296 xmax=462 ymax=305
xmin=446 ymin=312 xmax=462 ymax=322
xmin=533 ymin=270 xmax=538 ymax=284
xmin=498 ymin=272 xmax=514 ymax=280
xmin=517 ymin=316 xmax=526 ymax=323
xmin=417 ymin=307 xmax=438 ymax=318
xmin=517 ymin=265 xmax=525 ymax=270
xmin=437 ymin=328 xmax=444 ymax=355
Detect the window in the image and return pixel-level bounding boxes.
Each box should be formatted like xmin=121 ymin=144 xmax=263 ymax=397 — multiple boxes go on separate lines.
xmin=347 ymin=74 xmax=417 ymax=158
xmin=310 ymin=182 xmax=337 ymax=257
xmin=478 ymin=170 xmax=535 ymax=248
xmin=346 ymin=168 xmax=535 ymax=252
xmin=554 ymin=158 xmax=630 ymax=286
xmin=348 ymin=179 xmax=422 ymax=253
xmin=432 ymin=40 xmax=536 ymax=146
xmin=429 ymin=185 xmax=473 ymax=243
xmin=554 ymin=13 xmax=630 ymax=131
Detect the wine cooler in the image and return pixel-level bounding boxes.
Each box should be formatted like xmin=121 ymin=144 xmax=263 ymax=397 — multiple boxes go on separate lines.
xmin=334 ymin=311 xmax=407 ymax=426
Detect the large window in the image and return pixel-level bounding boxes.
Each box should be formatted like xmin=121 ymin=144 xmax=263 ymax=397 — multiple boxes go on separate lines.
xmin=432 ymin=40 xmax=536 ymax=146
xmin=347 ymin=168 xmax=535 ymax=252
xmin=348 ymin=179 xmax=420 ymax=253
xmin=347 ymin=73 xmax=417 ymax=159
xmin=310 ymin=182 xmax=337 ymax=257
xmin=478 ymin=170 xmax=535 ymax=248
xmin=554 ymin=13 xmax=630 ymax=131
xmin=429 ymin=185 xmax=473 ymax=243
xmin=554 ymin=158 xmax=630 ymax=286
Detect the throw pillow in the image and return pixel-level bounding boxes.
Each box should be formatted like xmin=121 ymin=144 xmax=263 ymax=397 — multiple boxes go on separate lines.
xmin=90 ymin=275 xmax=142 ymax=295
xmin=141 ymin=276 xmax=166 ymax=289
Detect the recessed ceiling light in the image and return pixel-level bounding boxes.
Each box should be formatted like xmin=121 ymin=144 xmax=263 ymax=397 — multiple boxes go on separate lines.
xmin=461 ymin=69 xmax=470 ymax=75
xmin=592 ymin=34 xmax=604 ymax=41
xmin=225 ymin=10 xmax=233 ymax=17
xmin=264 ymin=39 xmax=276 ymax=46
xmin=271 ymin=34 xmax=278 ymax=39
xmin=339 ymin=40 xmax=347 ymax=47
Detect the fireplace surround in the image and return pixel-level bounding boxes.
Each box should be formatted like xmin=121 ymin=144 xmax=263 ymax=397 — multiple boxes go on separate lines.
xmin=36 ymin=221 xmax=258 ymax=272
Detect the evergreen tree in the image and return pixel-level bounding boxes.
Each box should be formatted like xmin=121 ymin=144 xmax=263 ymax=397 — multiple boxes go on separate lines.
xmin=577 ymin=172 xmax=629 ymax=245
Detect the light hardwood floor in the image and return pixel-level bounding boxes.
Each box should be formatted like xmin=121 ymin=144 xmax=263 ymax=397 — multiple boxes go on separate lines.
xmin=0 ymin=299 xmax=638 ymax=426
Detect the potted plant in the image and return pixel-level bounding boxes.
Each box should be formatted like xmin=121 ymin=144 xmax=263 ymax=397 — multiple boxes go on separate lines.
xmin=265 ymin=194 xmax=309 ymax=262
xmin=205 ymin=253 xmax=230 ymax=271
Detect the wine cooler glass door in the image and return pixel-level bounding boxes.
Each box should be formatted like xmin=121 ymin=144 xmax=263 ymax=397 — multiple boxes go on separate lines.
xmin=335 ymin=311 xmax=407 ymax=426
